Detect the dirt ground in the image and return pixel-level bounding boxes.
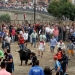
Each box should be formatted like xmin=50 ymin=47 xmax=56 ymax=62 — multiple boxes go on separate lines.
xmin=0 ymin=42 xmax=75 ymax=75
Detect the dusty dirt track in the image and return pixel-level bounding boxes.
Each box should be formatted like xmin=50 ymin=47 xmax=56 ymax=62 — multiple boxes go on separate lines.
xmin=0 ymin=42 xmax=75 ymax=75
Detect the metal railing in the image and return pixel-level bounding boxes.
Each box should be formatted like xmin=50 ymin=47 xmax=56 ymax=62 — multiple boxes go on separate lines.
xmin=0 ymin=6 xmax=51 ymax=16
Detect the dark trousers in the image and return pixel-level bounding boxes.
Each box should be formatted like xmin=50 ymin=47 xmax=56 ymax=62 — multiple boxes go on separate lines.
xmin=62 ymin=64 xmax=66 ymax=74
xmin=56 ymin=72 xmax=63 ymax=75
xmin=5 ymin=43 xmax=10 ymax=50
xmin=2 ymin=41 xmax=6 ymax=49
xmin=63 ymin=31 xmax=66 ymax=41
xmin=58 ymin=33 xmax=62 ymax=42
xmin=46 ymin=33 xmax=50 ymax=42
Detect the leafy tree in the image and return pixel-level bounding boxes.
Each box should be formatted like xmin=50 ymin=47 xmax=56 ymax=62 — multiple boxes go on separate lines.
xmin=0 ymin=14 xmax=11 ymax=23
xmin=48 ymin=0 xmax=75 ymax=21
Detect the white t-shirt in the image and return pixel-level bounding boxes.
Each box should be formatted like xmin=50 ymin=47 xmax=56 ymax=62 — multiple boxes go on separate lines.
xmin=5 ymin=36 xmax=11 ymax=43
xmin=19 ymin=31 xmax=23 ymax=34
xmin=45 ymin=27 xmax=50 ymax=33
xmin=50 ymin=28 xmax=54 ymax=34
xmin=57 ymin=42 xmax=65 ymax=49
xmin=23 ymin=33 xmax=28 ymax=40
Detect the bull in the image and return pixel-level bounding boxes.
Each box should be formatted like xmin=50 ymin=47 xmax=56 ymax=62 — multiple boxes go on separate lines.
xmin=18 ymin=49 xmax=31 ymax=66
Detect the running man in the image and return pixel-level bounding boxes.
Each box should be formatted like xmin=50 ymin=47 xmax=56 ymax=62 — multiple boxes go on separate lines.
xmin=67 ymin=40 xmax=74 ymax=60
xmin=49 ymin=36 xmax=57 ymax=54
xmin=38 ymin=32 xmax=46 ymax=57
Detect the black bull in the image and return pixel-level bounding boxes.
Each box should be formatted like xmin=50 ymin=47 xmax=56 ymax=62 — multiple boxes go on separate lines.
xmin=18 ymin=49 xmax=31 ymax=65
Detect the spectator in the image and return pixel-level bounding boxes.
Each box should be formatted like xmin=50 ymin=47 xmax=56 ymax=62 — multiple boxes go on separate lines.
xmin=61 ymin=50 xmax=68 ymax=75
xmin=53 ymin=26 xmax=59 ymax=41
xmin=66 ymin=25 xmax=70 ymax=41
xmin=0 ymin=50 xmax=4 ymax=62
xmin=28 ymin=24 xmax=33 ymax=43
xmin=49 ymin=36 xmax=57 ymax=54
xmin=44 ymin=66 xmax=52 ymax=75
xmin=54 ymin=55 xmax=63 ymax=75
xmin=29 ymin=52 xmax=37 ymax=67
xmin=5 ymin=49 xmax=14 ymax=74
xmin=49 ymin=25 xmax=54 ymax=38
xmin=29 ymin=60 xmax=44 ymax=75
xmin=0 ymin=61 xmax=11 ymax=75
xmin=2 ymin=30 xmax=8 ymax=50
xmin=24 ymin=30 xmax=28 ymax=46
xmin=38 ymin=32 xmax=46 ymax=57
xmin=31 ymin=30 xmax=38 ymax=48
xmin=67 ymin=40 xmax=74 ymax=60
xmin=45 ymin=25 xmax=50 ymax=42
xmin=11 ymin=26 xmax=16 ymax=44
xmin=19 ymin=34 xmax=25 ymax=50
xmin=62 ymin=25 xmax=66 ymax=41
xmin=57 ymin=40 xmax=65 ymax=50
xmin=72 ymin=30 xmax=75 ymax=37
xmin=56 ymin=48 xmax=63 ymax=62
xmin=4 ymin=34 xmax=11 ymax=50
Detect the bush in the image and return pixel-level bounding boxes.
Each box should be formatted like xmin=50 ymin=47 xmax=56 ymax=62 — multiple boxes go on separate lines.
xmin=0 ymin=14 xmax=11 ymax=23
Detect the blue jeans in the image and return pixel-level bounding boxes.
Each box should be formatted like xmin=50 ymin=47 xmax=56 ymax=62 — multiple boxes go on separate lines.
xmin=50 ymin=46 xmax=55 ymax=50
xmin=32 ymin=38 xmax=36 ymax=47
xmin=2 ymin=41 xmax=6 ymax=49
xmin=5 ymin=43 xmax=10 ymax=50
xmin=12 ymin=35 xmax=15 ymax=43
xmin=58 ymin=33 xmax=62 ymax=42
xmin=20 ymin=44 xmax=24 ymax=50
xmin=54 ymin=36 xmax=58 ymax=42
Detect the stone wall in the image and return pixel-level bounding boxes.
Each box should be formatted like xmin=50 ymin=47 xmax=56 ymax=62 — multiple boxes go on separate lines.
xmin=0 ymin=10 xmax=56 ymax=22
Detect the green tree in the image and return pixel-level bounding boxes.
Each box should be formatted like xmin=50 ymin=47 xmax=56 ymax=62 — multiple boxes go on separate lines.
xmin=0 ymin=14 xmax=11 ymax=23
xmin=48 ymin=0 xmax=75 ymax=21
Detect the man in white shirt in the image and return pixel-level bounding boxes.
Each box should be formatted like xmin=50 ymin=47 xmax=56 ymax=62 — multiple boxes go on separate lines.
xmin=45 ymin=25 xmax=50 ymax=42
xmin=57 ymin=40 xmax=65 ymax=50
xmin=23 ymin=31 xmax=28 ymax=46
xmin=4 ymin=34 xmax=11 ymax=50
xmin=50 ymin=26 xmax=54 ymax=38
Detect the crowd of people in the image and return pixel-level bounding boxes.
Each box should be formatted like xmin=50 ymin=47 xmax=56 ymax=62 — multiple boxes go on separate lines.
xmin=0 ymin=21 xmax=75 ymax=75
xmin=0 ymin=2 xmax=48 ymax=12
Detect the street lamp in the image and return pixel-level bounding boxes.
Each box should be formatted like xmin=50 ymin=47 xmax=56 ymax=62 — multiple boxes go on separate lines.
xmin=33 ymin=0 xmax=36 ymax=23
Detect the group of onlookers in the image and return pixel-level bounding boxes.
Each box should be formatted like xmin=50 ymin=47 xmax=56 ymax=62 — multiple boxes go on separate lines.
xmin=0 ymin=22 xmax=75 ymax=50
xmin=0 ymin=22 xmax=75 ymax=75
xmin=0 ymin=2 xmax=48 ymax=12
